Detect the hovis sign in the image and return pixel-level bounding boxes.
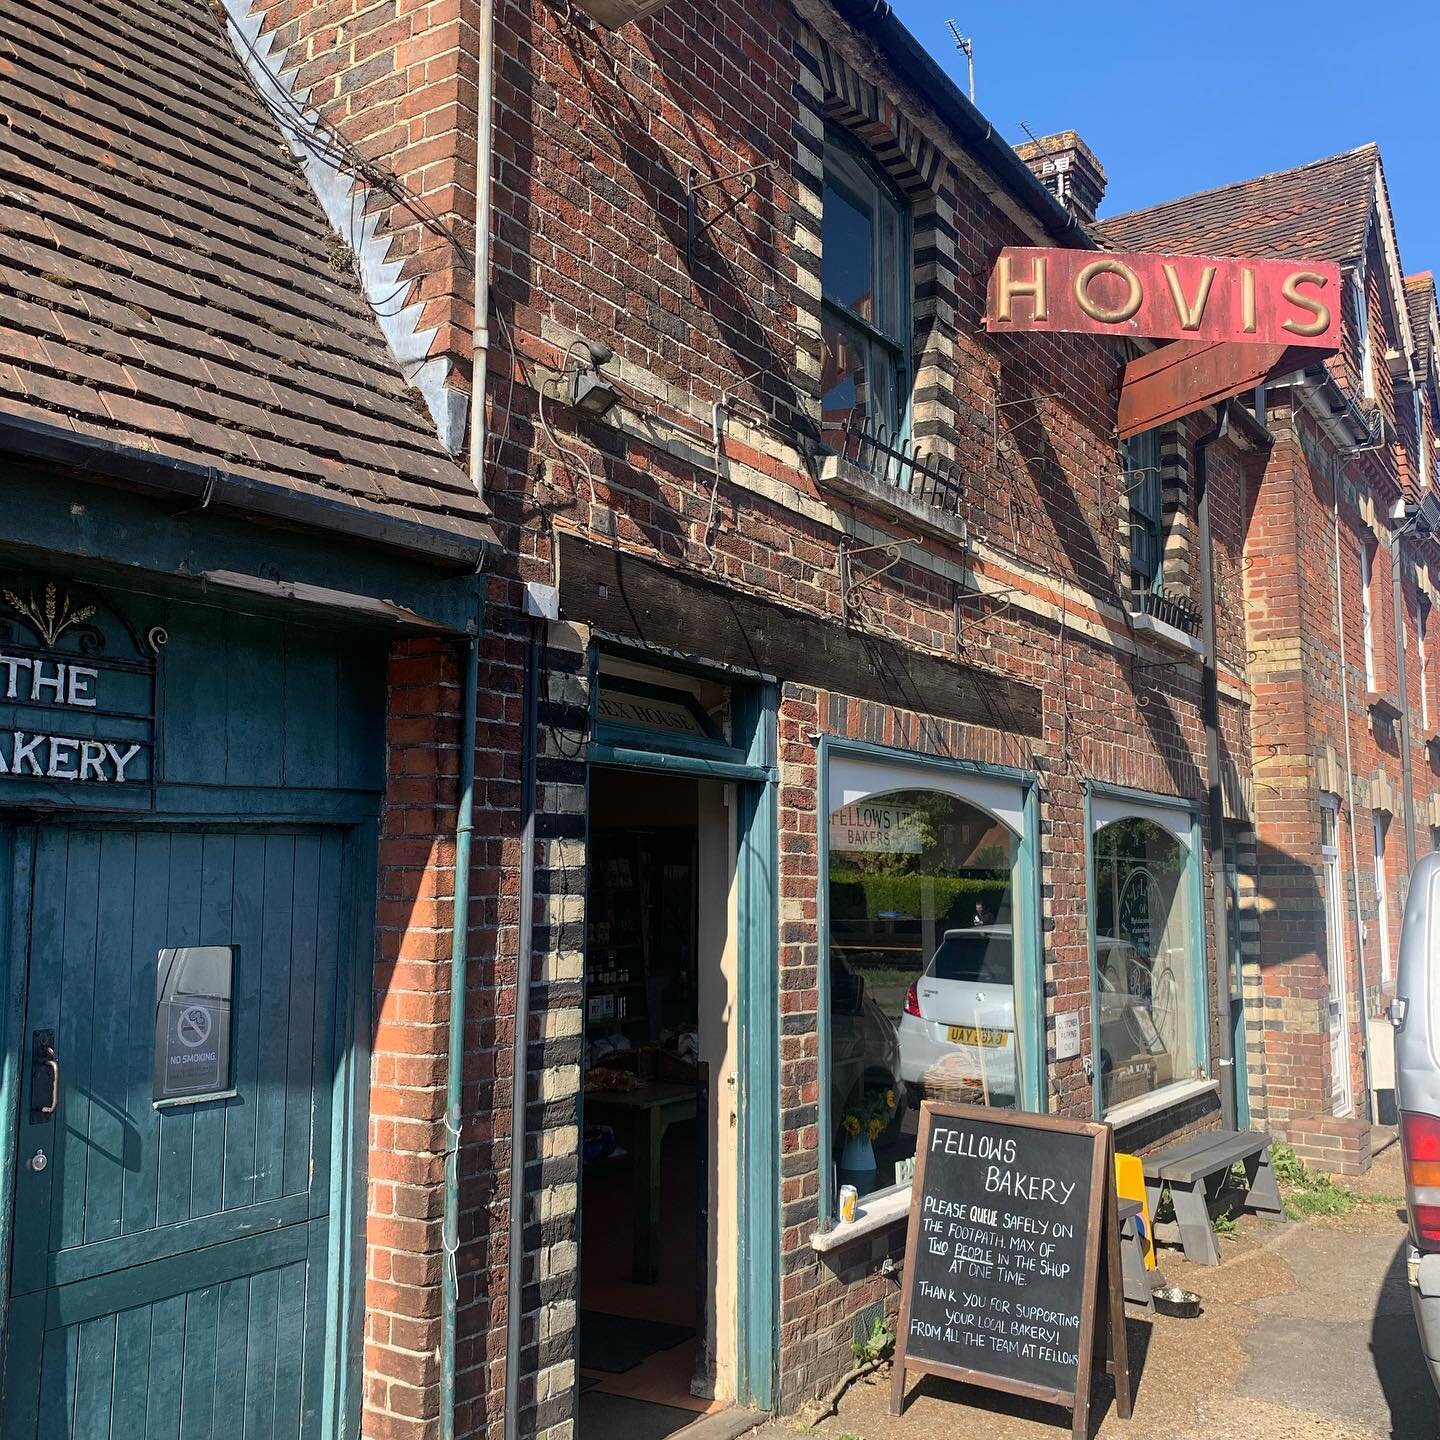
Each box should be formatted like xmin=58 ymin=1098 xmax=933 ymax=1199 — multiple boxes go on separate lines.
xmin=985 ymin=248 xmax=1342 ymax=351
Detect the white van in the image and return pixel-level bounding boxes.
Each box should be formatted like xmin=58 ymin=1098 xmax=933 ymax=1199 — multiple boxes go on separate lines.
xmin=1393 ymin=850 xmax=1440 ymax=1394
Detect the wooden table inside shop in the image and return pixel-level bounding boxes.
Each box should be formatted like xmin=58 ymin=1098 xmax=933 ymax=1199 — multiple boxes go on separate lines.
xmin=584 ymin=1082 xmax=697 ymax=1284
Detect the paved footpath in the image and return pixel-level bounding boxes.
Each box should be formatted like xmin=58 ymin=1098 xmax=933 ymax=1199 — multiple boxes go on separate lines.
xmin=758 ymin=1139 xmax=1439 ymax=1440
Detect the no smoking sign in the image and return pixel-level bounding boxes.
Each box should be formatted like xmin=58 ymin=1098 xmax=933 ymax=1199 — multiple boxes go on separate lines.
xmin=153 ymin=947 xmax=234 ymax=1105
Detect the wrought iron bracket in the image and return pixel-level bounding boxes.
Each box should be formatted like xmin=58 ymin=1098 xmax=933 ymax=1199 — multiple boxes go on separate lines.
xmin=953 ymin=577 xmax=1019 ymax=641
xmin=840 ymin=537 xmax=915 ymax=627
xmin=1131 ymin=651 xmax=1186 ymax=708
xmin=988 ymin=390 xmax=1062 ymax=460
xmin=1132 ymin=656 xmax=1184 ymax=678
xmin=686 ymin=162 xmax=774 ymax=269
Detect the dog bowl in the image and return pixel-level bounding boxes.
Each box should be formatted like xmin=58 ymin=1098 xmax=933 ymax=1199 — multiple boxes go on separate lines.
xmin=1151 ymin=1285 xmax=1202 ymax=1319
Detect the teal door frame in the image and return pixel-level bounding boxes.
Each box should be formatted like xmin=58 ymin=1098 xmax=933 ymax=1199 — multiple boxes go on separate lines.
xmin=1082 ymin=782 xmax=1210 ymax=1122
xmin=815 ymin=738 xmax=1045 ymax=1226
xmin=0 ymin=809 xmax=377 ymax=1439
xmin=1223 ymin=842 xmax=1251 ymax=1130
xmin=584 ymin=652 xmax=780 ymax=1413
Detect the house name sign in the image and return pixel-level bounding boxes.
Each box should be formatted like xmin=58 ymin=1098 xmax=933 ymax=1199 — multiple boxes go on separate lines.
xmin=985 ymin=248 xmax=1343 ymax=351
xmin=0 ymin=580 xmax=161 ymax=790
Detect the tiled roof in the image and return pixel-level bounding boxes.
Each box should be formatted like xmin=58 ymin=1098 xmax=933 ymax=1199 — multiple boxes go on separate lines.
xmin=1095 ymin=145 xmax=1378 ymax=266
xmin=0 ymin=0 xmax=492 ymax=557
xmin=1406 ymin=273 xmax=1436 ymax=367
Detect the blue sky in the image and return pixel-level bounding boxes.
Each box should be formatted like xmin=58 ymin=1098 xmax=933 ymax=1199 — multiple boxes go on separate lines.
xmin=890 ymin=0 xmax=1440 ymax=279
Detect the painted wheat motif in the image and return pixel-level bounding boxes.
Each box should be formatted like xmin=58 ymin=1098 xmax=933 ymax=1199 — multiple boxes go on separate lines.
xmin=2 ymin=582 xmax=98 ymax=646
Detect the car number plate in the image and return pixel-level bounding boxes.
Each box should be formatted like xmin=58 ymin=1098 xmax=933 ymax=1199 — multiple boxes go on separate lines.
xmin=946 ymin=1025 xmax=1007 ymax=1046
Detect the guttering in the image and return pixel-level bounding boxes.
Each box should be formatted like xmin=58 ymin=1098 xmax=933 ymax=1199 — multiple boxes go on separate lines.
xmin=441 ymin=619 xmax=481 ymax=1440
xmin=1195 ymin=406 xmax=1237 ymax=1130
xmin=827 ymin=0 xmax=1095 ymax=250
xmin=0 ymin=412 xmax=496 ymax=570
xmin=467 ymin=0 xmax=498 ymax=499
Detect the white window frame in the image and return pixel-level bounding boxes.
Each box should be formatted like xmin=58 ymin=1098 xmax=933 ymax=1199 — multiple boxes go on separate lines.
xmin=1353 ymin=270 xmax=1375 ymax=401
xmin=1360 ymin=542 xmax=1378 ymax=692
xmin=1319 ymin=796 xmax=1353 ymax=1116
xmin=1422 ymin=600 xmax=1431 ymax=733
xmin=1415 ymin=389 xmax=1430 ymax=489
xmin=1373 ymin=814 xmax=1393 ymax=983
xmin=1086 ymin=787 xmax=1207 ymax=1122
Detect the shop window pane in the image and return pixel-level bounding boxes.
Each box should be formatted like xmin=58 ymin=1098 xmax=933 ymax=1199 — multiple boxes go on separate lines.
xmin=1090 ymin=816 xmax=1197 ymax=1111
xmin=828 ymin=787 xmax=1017 ymax=1201
xmin=822 ymin=314 xmax=899 ymax=447
xmin=821 ymin=151 xmax=875 ymax=324
xmin=1125 ymin=428 xmax=1163 ymax=591
xmin=821 ymin=312 xmax=864 ymax=434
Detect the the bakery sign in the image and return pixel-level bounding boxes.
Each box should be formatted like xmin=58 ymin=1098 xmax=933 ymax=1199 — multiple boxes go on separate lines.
xmin=0 ymin=579 xmax=161 ymax=796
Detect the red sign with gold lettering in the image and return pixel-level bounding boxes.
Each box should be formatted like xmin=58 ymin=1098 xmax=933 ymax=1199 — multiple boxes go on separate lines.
xmin=984 ymin=247 xmax=1342 ymax=351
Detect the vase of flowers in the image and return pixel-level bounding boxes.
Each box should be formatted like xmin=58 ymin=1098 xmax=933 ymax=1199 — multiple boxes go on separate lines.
xmin=837 ymin=1087 xmax=898 ymax=1195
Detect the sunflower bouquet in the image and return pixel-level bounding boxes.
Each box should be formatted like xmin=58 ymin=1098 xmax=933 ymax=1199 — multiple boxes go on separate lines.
xmin=842 ymin=1086 xmax=898 ymax=1144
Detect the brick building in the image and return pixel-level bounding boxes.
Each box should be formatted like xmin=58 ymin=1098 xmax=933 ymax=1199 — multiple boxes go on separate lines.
xmin=0 ymin=3 xmax=1424 ymax=1440
xmin=1101 ymin=148 xmax=1440 ymax=1174
xmin=206 ymin=0 xmax=1260 ymax=1433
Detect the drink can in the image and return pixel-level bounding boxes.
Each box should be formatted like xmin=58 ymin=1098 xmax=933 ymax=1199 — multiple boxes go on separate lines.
xmin=839 ymin=1184 xmax=858 ymax=1224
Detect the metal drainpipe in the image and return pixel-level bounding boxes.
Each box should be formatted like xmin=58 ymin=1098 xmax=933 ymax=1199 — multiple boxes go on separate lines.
xmin=1391 ymin=523 xmax=1418 ymax=872
xmin=467 ymin=0 xmax=497 ymax=499
xmin=504 ymin=625 xmax=540 ymax=1440
xmin=1332 ymin=454 xmax=1376 ymax=1115
xmin=1195 ymin=405 xmax=1237 ymax=1130
xmin=443 ymin=621 xmax=481 ymax=1440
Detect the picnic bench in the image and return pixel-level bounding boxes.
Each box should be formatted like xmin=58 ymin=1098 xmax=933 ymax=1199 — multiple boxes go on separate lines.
xmin=1142 ymin=1128 xmax=1283 ymax=1266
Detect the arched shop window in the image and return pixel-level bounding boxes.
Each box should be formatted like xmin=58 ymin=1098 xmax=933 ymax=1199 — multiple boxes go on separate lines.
xmin=1089 ymin=795 xmax=1203 ymax=1114
xmin=825 ymin=752 xmax=1033 ymax=1204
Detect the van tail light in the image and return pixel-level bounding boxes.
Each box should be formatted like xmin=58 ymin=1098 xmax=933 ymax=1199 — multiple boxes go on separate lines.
xmin=1401 ymin=1111 xmax=1440 ymax=1249
xmin=904 ymin=982 xmax=921 ymax=1018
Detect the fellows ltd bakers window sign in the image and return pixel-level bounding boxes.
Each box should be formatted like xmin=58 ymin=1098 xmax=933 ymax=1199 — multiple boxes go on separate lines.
xmin=0 ymin=578 xmax=161 ymax=791
xmin=829 ymin=799 xmax=924 ymax=854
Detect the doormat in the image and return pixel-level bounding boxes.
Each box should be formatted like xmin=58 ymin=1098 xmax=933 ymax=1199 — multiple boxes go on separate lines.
xmin=576 ymin=1391 xmax=700 ymax=1440
xmin=579 ymin=1311 xmax=695 ymax=1373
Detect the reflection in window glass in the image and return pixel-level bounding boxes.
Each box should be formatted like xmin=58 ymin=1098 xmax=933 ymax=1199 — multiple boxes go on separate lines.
xmin=828 ymin=788 xmax=1017 ymax=1201
xmin=820 ymin=127 xmax=908 ymax=446
xmin=1090 ymin=817 xmax=1197 ymax=1111
xmin=1125 ymin=428 xmax=1163 ymax=594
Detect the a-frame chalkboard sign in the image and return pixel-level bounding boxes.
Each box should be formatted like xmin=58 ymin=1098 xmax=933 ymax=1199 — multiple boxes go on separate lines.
xmin=890 ymin=1102 xmax=1131 ymax=1439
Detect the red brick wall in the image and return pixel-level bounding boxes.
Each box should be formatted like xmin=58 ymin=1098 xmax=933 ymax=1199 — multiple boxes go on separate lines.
xmin=370 ymin=637 xmax=464 ymax=1436
xmin=239 ymin=0 xmax=480 ymax=371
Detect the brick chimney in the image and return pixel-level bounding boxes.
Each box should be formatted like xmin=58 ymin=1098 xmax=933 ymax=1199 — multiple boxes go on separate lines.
xmin=1014 ymin=131 xmax=1107 ymax=226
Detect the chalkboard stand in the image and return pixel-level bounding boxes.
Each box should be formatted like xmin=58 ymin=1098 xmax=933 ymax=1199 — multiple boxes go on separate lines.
xmin=889 ymin=1102 xmax=1131 ymax=1440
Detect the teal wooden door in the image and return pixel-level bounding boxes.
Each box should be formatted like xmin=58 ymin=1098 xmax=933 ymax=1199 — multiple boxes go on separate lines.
xmin=1 ymin=826 xmax=347 ymax=1438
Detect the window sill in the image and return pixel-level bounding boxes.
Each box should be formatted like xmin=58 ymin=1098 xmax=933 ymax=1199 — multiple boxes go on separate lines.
xmin=809 ymin=1081 xmax=1221 ymax=1245
xmin=816 ymin=453 xmax=968 ymax=548
xmin=1126 ymin=610 xmax=1205 ymax=659
xmin=1104 ymin=1077 xmax=1219 ymax=1131
xmin=811 ymin=1184 xmax=911 ymax=1252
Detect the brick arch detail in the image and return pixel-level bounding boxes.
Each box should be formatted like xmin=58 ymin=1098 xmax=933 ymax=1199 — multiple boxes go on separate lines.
xmin=810 ymin=35 xmax=942 ymax=197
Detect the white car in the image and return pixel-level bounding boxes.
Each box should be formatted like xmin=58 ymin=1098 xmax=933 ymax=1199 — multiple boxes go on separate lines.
xmin=898 ymin=928 xmax=1168 ymax=1106
xmin=899 ymin=926 xmax=1018 ymax=1102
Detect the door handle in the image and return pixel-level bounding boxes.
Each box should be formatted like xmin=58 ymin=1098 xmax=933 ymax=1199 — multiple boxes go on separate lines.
xmin=31 ymin=1030 xmax=59 ymax=1120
